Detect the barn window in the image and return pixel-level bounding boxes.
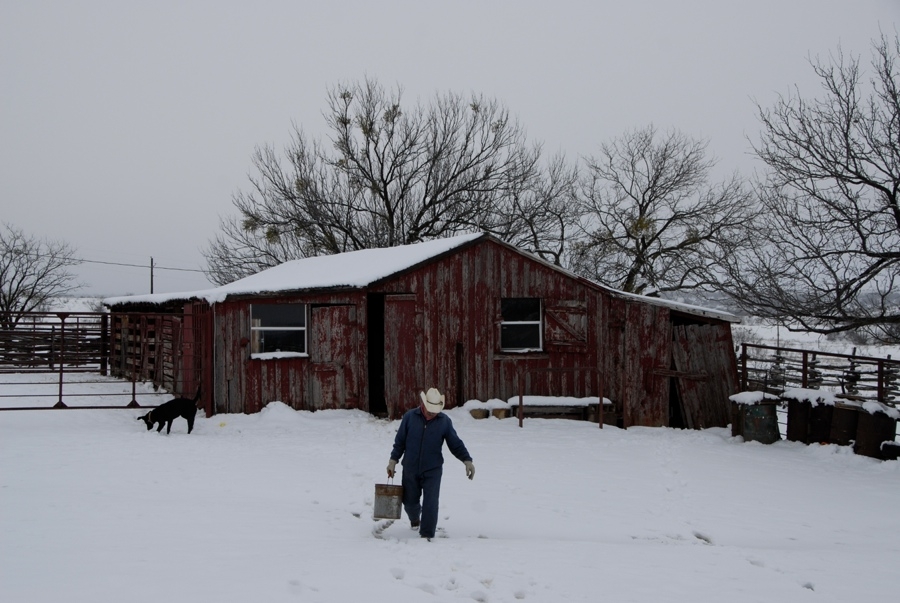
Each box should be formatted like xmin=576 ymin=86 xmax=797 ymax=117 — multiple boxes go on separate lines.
xmin=500 ymin=298 xmax=542 ymax=351
xmin=250 ymin=303 xmax=307 ymax=357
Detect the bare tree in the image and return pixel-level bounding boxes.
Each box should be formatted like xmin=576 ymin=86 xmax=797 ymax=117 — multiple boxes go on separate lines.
xmin=571 ymin=125 xmax=755 ymax=295
xmin=0 ymin=223 xmax=80 ymax=329
xmin=204 ymin=78 xmax=576 ymax=284
xmin=490 ymin=152 xmax=581 ymax=267
xmin=720 ymin=34 xmax=900 ymax=342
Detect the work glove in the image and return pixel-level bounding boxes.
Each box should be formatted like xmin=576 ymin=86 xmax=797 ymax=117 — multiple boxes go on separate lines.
xmin=387 ymin=459 xmax=397 ymax=478
xmin=464 ymin=460 xmax=475 ymax=480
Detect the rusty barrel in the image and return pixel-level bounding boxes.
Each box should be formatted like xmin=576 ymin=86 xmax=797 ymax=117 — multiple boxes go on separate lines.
xmin=373 ymin=483 xmax=403 ymax=520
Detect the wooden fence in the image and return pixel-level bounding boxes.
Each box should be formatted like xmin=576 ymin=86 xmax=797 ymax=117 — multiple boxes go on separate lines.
xmin=0 ymin=312 xmax=109 ymax=374
xmin=0 ymin=310 xmax=208 ymax=411
xmin=739 ymin=343 xmax=900 ymax=407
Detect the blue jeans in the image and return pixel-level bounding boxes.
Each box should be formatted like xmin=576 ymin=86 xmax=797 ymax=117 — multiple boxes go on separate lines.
xmin=401 ymin=466 xmax=442 ymax=538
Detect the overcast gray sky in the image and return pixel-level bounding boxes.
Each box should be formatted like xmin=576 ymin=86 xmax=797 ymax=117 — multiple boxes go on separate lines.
xmin=2 ymin=1 xmax=897 ymax=297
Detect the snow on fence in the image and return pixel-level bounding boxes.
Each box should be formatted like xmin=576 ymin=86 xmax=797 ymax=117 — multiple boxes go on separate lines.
xmin=739 ymin=343 xmax=900 ymax=407
xmin=737 ymin=343 xmax=900 ymax=458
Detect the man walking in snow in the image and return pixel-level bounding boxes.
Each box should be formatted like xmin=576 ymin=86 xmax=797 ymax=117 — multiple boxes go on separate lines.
xmin=387 ymin=387 xmax=474 ymax=540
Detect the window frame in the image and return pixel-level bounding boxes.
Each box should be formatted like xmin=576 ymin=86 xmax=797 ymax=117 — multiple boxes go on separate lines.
xmin=249 ymin=303 xmax=308 ymax=359
xmin=499 ymin=297 xmax=543 ymax=352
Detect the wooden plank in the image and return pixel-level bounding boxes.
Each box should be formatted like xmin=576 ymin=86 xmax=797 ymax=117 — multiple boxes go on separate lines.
xmin=383 ymin=295 xmax=421 ymax=419
xmin=672 ymin=324 xmax=736 ymax=429
xmin=309 ymin=305 xmax=357 ymax=410
xmin=545 ymin=301 xmax=588 ymax=346
xmin=621 ymin=302 xmax=670 ymax=428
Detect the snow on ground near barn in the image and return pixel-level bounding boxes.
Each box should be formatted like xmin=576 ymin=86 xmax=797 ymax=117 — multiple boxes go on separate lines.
xmin=2 ymin=378 xmax=899 ymax=602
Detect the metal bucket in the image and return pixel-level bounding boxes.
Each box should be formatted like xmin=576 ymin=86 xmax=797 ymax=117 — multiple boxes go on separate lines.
xmin=373 ymin=482 xmax=403 ymax=520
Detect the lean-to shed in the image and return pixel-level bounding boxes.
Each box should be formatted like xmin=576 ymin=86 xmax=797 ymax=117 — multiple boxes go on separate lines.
xmin=105 ymin=233 xmax=740 ymax=427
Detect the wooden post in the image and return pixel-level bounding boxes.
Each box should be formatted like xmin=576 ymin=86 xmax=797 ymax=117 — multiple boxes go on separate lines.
xmin=517 ymin=365 xmax=524 ymax=428
xmin=100 ymin=313 xmax=109 ymax=376
xmin=740 ymin=343 xmax=748 ymax=391
xmin=801 ymin=351 xmax=808 ymax=389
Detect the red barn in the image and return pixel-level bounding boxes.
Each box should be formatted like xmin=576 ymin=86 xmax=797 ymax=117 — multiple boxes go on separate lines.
xmin=105 ymin=233 xmax=739 ymax=428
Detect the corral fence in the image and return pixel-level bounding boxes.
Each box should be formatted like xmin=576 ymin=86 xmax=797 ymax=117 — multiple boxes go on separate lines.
xmin=739 ymin=343 xmax=900 ymax=406
xmin=0 ymin=311 xmax=208 ymax=411
xmin=0 ymin=312 xmax=108 ymax=374
xmin=737 ymin=343 xmax=900 ymax=458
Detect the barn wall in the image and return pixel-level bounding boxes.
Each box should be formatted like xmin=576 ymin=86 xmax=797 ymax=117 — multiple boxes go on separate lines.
xmin=198 ymin=236 xmax=737 ymax=425
xmin=375 ymin=239 xmax=605 ymax=416
xmin=212 ymin=292 xmax=367 ymax=414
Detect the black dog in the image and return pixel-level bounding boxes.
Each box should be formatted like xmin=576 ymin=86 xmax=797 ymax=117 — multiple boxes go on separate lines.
xmin=137 ymin=388 xmax=200 ymax=434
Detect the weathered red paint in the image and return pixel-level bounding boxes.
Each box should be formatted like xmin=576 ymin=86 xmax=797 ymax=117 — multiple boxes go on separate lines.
xmin=108 ymin=236 xmax=739 ymax=428
xmin=621 ymin=301 xmax=671 ymax=428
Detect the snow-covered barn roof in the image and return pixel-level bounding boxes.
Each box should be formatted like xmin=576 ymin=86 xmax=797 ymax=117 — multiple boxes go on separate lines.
xmin=612 ymin=291 xmax=740 ymax=323
xmin=104 ymin=232 xmax=483 ymax=306
xmin=103 ymin=231 xmax=739 ymax=323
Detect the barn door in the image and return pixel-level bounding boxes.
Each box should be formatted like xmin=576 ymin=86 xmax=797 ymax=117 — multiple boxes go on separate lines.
xmin=308 ymin=305 xmax=357 ymax=410
xmin=621 ymin=303 xmax=670 ymax=427
xmin=671 ymin=324 xmax=737 ymax=429
xmin=383 ymin=294 xmax=421 ymax=419
xmin=185 ymin=302 xmax=213 ymax=417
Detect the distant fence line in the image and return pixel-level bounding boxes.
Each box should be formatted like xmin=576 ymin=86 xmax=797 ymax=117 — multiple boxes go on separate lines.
xmin=3 ymin=312 xmax=900 ymax=412
xmin=0 ymin=312 xmax=108 ymax=374
xmin=0 ymin=311 xmax=201 ymax=410
xmin=739 ymin=343 xmax=900 ymax=408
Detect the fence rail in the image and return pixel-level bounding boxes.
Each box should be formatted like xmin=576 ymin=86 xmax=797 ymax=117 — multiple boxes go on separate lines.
xmin=0 ymin=312 xmax=109 ymax=373
xmin=0 ymin=310 xmax=206 ymax=411
xmin=0 ymin=375 xmax=167 ymax=410
xmin=739 ymin=343 xmax=900 ymax=407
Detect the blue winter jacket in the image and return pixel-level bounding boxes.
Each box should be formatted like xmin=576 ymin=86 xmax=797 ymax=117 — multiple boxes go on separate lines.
xmin=390 ymin=408 xmax=472 ymax=474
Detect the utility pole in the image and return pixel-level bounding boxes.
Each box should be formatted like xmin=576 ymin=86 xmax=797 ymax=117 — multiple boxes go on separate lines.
xmin=150 ymin=257 xmax=154 ymax=294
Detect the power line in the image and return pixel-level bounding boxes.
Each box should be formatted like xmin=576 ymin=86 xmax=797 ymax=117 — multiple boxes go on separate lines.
xmin=75 ymin=257 xmax=206 ymax=273
xmin=12 ymin=249 xmax=207 ymax=274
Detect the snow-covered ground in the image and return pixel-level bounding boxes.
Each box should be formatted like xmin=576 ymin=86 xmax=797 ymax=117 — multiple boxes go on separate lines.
xmin=2 ymin=300 xmax=898 ymax=601
xmin=0 ymin=373 xmax=171 ymax=409
xmin=2 ymin=375 xmax=899 ymax=602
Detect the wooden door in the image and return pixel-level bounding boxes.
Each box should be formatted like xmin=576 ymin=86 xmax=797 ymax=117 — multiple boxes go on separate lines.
xmin=621 ymin=303 xmax=671 ymax=427
xmin=383 ymin=294 xmax=421 ymax=419
xmin=308 ymin=305 xmax=358 ymax=410
xmin=672 ymin=323 xmax=737 ymax=429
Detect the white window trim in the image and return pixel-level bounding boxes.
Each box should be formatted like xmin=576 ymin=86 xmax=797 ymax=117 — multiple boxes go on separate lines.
xmin=500 ymin=299 xmax=543 ymax=352
xmin=250 ymin=351 xmax=309 ymax=360
xmin=250 ymin=304 xmax=308 ymax=356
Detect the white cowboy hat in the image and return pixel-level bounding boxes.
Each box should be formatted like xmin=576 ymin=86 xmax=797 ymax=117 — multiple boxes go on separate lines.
xmin=420 ymin=387 xmax=445 ymax=414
